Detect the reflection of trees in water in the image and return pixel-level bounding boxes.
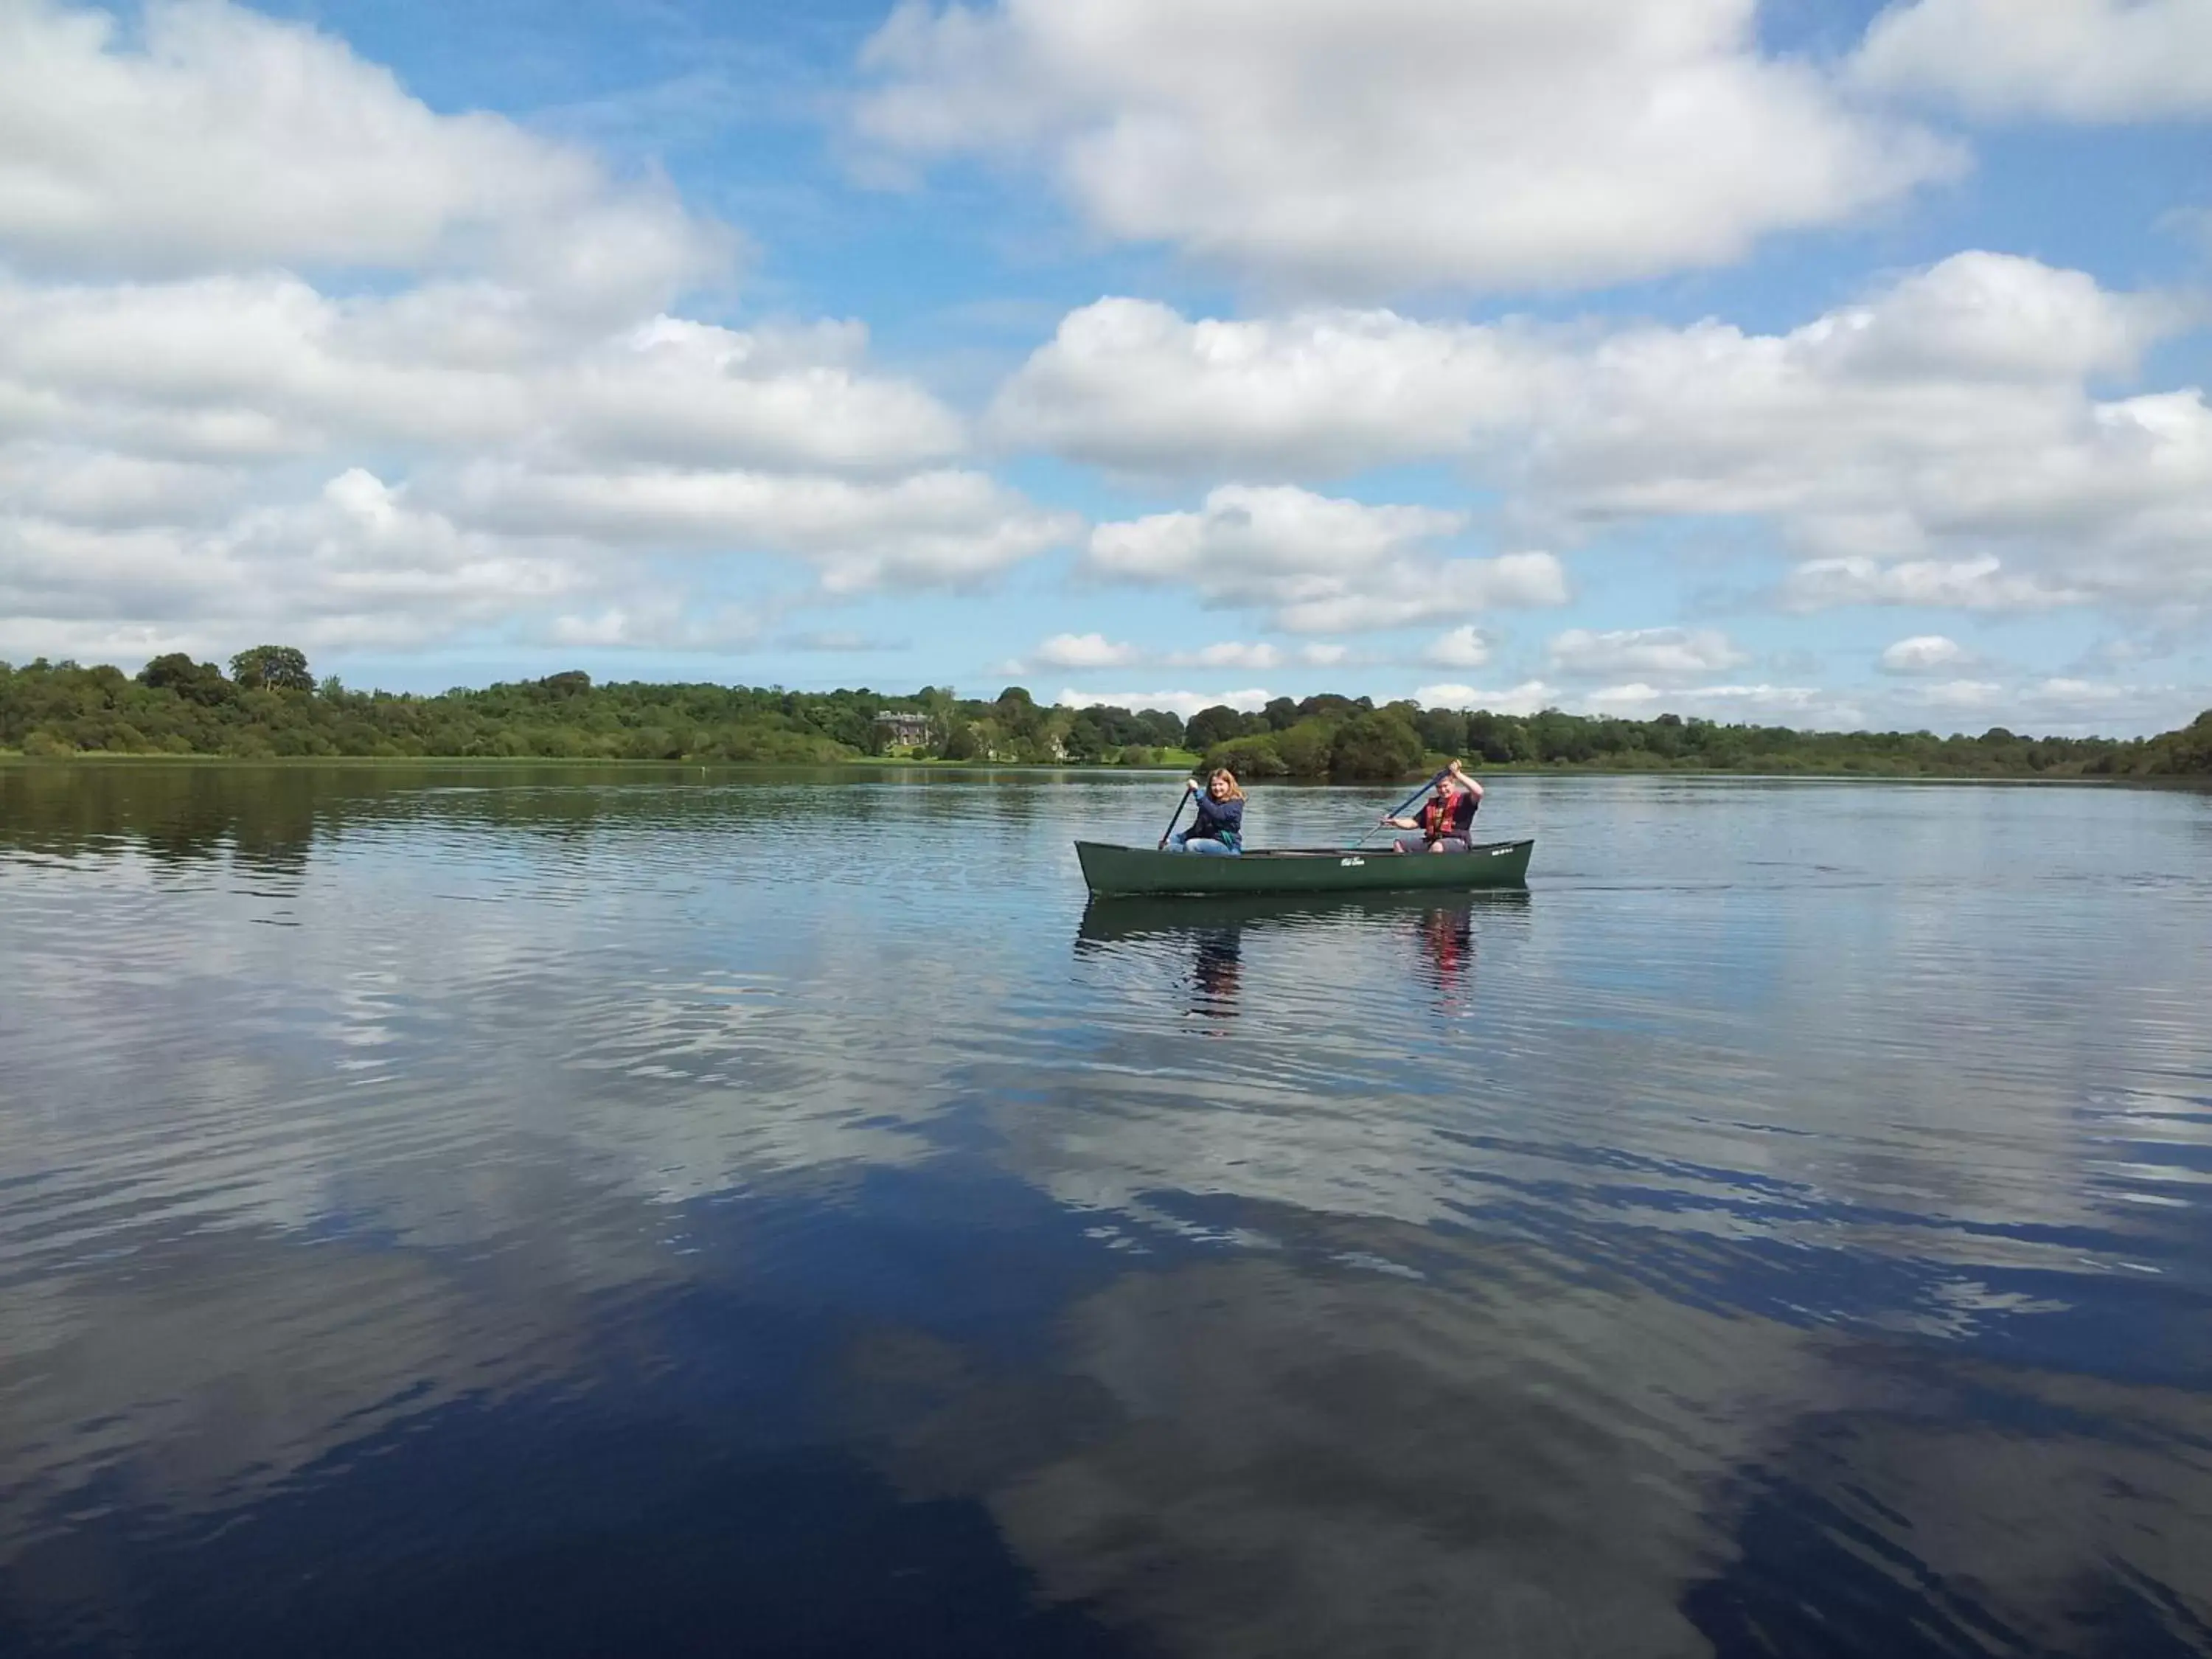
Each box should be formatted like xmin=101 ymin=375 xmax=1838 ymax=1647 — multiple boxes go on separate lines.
xmin=0 ymin=762 xmax=998 ymax=879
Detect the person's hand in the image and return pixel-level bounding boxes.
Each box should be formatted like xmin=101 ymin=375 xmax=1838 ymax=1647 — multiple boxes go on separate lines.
xmin=1447 ymin=759 xmax=1467 ymax=779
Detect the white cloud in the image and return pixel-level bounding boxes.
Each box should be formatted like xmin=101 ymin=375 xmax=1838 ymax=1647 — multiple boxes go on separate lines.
xmin=1879 ymin=633 xmax=1976 ymax=675
xmin=1545 ymin=626 xmax=1747 ymax=682
xmin=442 ymin=464 xmax=1079 ymax=593
xmin=0 ymin=4 xmax=1077 ymax=659
xmin=1905 ymin=677 xmax=2008 ymax=712
xmin=1034 ymin=631 xmax=1142 ymax=669
xmin=1578 ymin=681 xmax=1867 ymax=729
xmin=1004 ymin=254 xmax=2212 ymax=618
xmin=856 ymin=0 xmax=1958 ymax=295
xmin=546 ymin=601 xmax=760 ymax=652
xmin=1182 ymin=641 xmax=1281 ymax=671
xmin=1887 ymin=674 xmax=2205 ymax=737
xmin=0 ymin=0 xmax=727 ymax=307
xmin=0 ymin=467 xmax=599 ymax=661
xmin=1416 ymin=681 xmax=1560 ymax=717
xmin=0 ymin=444 xmax=242 ymax=527
xmin=1854 ymin=0 xmax=2212 ymax=122
xmin=1026 ymin=635 xmax=1351 ymax=672
xmin=1054 ymin=687 xmax=1275 ymax=718
xmin=1418 ymin=675 xmax=1869 ymax=728
xmin=1085 ymin=483 xmax=1566 ymax=634
xmin=0 ymin=281 xmax=967 ymax=474
xmin=991 ymin=299 xmax=1547 ymax=478
xmin=1780 ymin=557 xmax=2085 ymax=612
xmin=1422 ymin=627 xmax=1492 ymax=670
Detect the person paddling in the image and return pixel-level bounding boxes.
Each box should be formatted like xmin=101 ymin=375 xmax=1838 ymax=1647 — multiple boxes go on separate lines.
xmin=1380 ymin=760 xmax=1481 ymax=854
xmin=1163 ymin=768 xmax=1245 ymax=856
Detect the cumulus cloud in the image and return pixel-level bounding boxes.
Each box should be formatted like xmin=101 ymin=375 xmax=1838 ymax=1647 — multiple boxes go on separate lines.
xmin=1888 ymin=674 xmax=2202 ymax=737
xmin=1416 ymin=681 xmax=1561 ymax=717
xmin=1853 ymin=0 xmax=2212 ymax=122
xmin=1418 ymin=676 xmax=1867 ymax=728
xmin=1878 ymin=634 xmax=1977 ymax=675
xmin=1545 ymin=627 xmax=1747 ymax=682
xmin=1054 ymin=687 xmax=1275 ymax=719
xmin=1034 ymin=632 xmax=1142 ymax=669
xmin=1422 ymin=627 xmax=1492 ymax=670
xmin=0 ymin=0 xmax=727 ymax=306
xmin=1001 ymin=254 xmax=2212 ymax=619
xmin=855 ymin=0 xmax=1957 ymax=295
xmin=1779 ymin=557 xmax=2086 ymax=612
xmin=1577 ymin=681 xmax=1867 ymax=729
xmin=1085 ymin=484 xmax=1566 ymax=634
xmin=0 ymin=467 xmax=598 ymax=661
xmin=1026 ymin=635 xmax=1351 ymax=673
xmin=439 ymin=464 xmax=1077 ymax=593
xmin=546 ymin=601 xmax=761 ymax=653
xmin=0 ymin=282 xmax=968 ymax=474
xmin=0 ymin=1 xmax=1076 ymax=660
xmin=990 ymin=299 xmax=1547 ymax=478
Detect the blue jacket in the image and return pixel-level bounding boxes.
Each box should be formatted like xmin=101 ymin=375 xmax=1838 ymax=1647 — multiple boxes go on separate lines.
xmin=1190 ymin=793 xmax=1244 ymax=846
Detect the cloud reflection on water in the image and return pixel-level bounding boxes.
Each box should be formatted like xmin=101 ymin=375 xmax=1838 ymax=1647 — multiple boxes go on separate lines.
xmin=1 ymin=766 xmax=2208 ymax=1655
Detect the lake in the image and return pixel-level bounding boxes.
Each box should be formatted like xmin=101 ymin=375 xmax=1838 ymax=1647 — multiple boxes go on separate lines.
xmin=1 ymin=763 xmax=2208 ymax=1658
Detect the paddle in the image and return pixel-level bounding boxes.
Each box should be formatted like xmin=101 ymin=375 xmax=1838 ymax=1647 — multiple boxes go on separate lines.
xmin=1352 ymin=768 xmax=1447 ymax=847
xmin=1157 ymin=779 xmax=1197 ymax=849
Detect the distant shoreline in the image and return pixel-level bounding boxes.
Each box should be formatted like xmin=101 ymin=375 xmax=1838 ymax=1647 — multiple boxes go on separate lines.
xmin=6 ymin=657 xmax=2206 ymax=779
xmin=7 ymin=751 xmax=2200 ymax=785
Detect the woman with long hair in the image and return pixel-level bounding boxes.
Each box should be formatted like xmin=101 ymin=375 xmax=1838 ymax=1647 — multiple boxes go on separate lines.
xmin=1163 ymin=768 xmax=1245 ymax=856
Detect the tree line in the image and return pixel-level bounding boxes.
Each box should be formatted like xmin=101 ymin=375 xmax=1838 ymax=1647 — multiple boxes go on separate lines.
xmin=1 ymin=648 xmax=2207 ymax=779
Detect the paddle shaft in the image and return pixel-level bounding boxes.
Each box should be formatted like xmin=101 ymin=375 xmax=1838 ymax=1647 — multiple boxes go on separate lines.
xmin=1158 ymin=782 xmax=1195 ymax=849
xmin=1352 ymin=770 xmax=1448 ymax=846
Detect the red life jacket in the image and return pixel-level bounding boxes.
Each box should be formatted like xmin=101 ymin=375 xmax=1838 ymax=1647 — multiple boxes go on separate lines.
xmin=1419 ymin=787 xmax=1476 ymax=841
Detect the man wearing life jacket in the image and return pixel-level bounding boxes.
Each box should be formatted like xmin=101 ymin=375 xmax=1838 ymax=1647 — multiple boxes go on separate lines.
xmin=1382 ymin=760 xmax=1482 ymax=854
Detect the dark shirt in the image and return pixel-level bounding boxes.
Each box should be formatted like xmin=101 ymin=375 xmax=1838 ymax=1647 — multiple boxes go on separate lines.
xmin=1191 ymin=793 xmax=1244 ymax=846
xmin=1419 ymin=787 xmax=1476 ymax=841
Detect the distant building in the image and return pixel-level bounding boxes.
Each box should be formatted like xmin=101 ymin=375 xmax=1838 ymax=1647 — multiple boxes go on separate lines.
xmin=874 ymin=710 xmax=933 ymax=748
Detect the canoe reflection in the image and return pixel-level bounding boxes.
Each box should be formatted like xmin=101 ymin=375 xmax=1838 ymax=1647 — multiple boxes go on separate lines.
xmin=1076 ymin=889 xmax=1530 ymax=1015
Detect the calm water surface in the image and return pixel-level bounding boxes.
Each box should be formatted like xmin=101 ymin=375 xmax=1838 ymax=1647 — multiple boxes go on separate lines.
xmin=2 ymin=764 xmax=2209 ymax=1658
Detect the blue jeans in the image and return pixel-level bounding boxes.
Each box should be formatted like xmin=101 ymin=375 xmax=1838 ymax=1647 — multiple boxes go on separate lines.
xmin=1167 ymin=830 xmax=1239 ymax=856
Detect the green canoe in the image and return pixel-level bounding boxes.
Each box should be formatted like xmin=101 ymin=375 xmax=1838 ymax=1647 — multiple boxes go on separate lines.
xmin=1075 ymin=837 xmax=1535 ymax=897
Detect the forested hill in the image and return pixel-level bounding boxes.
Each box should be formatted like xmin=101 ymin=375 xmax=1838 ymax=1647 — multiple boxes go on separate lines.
xmin=2 ymin=650 xmax=2208 ymax=780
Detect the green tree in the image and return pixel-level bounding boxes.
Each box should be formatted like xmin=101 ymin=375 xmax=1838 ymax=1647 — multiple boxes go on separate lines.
xmin=230 ymin=645 xmax=313 ymax=692
xmin=1276 ymin=720 xmax=1336 ymax=776
xmin=1415 ymin=706 xmax=1467 ymax=757
xmin=1329 ymin=709 xmax=1426 ymax=779
xmin=1185 ymin=703 xmax=1248 ymax=750
xmin=1204 ymin=733 xmax=1289 ymax=777
xmin=139 ymin=653 xmax=234 ymax=705
xmin=1136 ymin=709 xmax=1185 ymax=748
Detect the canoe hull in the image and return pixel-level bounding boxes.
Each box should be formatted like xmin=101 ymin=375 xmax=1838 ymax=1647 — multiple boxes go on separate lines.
xmin=1075 ymin=838 xmax=1534 ymax=897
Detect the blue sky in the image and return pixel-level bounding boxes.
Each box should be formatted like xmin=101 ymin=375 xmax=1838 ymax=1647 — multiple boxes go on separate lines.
xmin=1 ymin=0 xmax=2209 ymax=733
